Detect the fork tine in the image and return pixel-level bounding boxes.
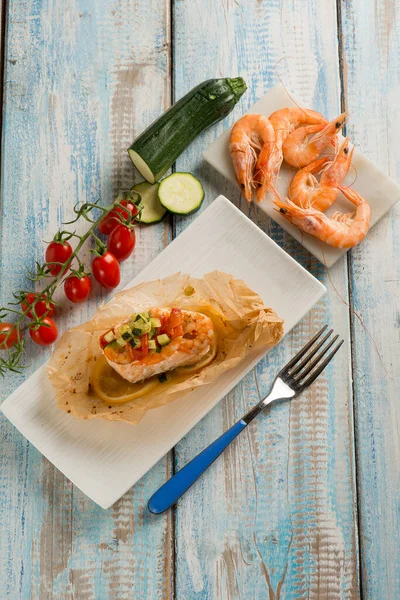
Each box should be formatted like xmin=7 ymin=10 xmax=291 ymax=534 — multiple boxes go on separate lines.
xmin=293 ymin=334 xmax=339 ymax=382
xmin=297 ymin=339 xmax=344 ymax=390
xmin=289 ymin=329 xmax=334 ymax=378
xmin=279 ymin=325 xmax=328 ymax=375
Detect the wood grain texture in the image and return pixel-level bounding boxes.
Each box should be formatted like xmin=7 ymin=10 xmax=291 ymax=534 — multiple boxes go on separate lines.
xmin=1 ymin=0 xmax=398 ymax=597
xmin=339 ymin=0 xmax=400 ymax=598
xmin=0 ymin=0 xmax=172 ymax=598
xmin=172 ymin=1 xmax=359 ymax=598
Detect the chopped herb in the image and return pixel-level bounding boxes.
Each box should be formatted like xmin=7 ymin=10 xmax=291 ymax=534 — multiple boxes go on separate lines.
xmin=135 ymin=314 xmax=142 ymax=321
xmin=158 ymin=373 xmax=168 ymax=383
xmin=156 ymin=345 xmax=162 ymax=353
xmin=132 ymin=328 xmax=142 ymax=336
xmin=129 ymin=338 xmax=138 ymax=348
xmin=121 ymin=331 xmax=131 ymax=340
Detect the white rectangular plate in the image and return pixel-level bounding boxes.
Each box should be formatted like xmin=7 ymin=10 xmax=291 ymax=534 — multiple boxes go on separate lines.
xmin=1 ymin=196 xmax=325 ymax=508
xmin=203 ymin=84 xmax=400 ymax=267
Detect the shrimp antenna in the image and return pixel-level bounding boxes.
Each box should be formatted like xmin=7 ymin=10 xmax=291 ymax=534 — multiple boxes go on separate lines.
xmin=345 ymin=161 xmax=359 ymax=188
xmin=318 ymin=242 xmax=387 ymax=373
xmin=267 ymin=183 xmax=281 ymax=202
xmin=273 ymin=57 xmax=314 ymax=118
xmin=273 ymin=57 xmax=352 ymax=124
xmin=310 ymin=188 xmax=327 ymax=210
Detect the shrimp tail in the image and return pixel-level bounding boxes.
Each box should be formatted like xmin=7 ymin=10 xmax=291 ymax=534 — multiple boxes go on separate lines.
xmin=337 ymin=185 xmax=363 ymax=206
xmin=303 ymin=156 xmax=332 ymax=174
xmin=267 ymin=183 xmax=281 ymax=202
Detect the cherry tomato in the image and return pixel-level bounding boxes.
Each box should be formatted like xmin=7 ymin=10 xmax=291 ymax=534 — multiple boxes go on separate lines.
xmin=98 ymin=200 xmax=139 ymax=235
xmin=21 ymin=292 xmax=55 ymax=318
xmin=64 ymin=275 xmax=92 ymax=303
xmin=29 ymin=317 xmax=58 ymax=346
xmin=107 ymin=225 xmax=136 ymax=262
xmin=45 ymin=241 xmax=73 ymax=275
xmin=0 ymin=323 xmax=20 ymax=349
xmin=92 ymin=252 xmax=120 ymax=289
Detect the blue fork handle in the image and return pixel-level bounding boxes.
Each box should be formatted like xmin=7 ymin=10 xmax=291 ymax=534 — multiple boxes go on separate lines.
xmin=148 ymin=419 xmax=247 ymax=514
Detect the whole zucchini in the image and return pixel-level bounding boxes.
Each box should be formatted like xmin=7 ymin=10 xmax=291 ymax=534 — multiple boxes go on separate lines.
xmin=128 ymin=77 xmax=247 ymax=183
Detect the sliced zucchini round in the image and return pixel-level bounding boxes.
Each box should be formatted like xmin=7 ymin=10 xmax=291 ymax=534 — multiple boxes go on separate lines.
xmin=132 ymin=181 xmax=167 ymax=224
xmin=158 ymin=172 xmax=204 ymax=215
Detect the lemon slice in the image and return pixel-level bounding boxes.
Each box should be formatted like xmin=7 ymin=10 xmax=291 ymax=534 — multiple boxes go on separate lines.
xmin=92 ymin=355 xmax=157 ymax=405
xmin=175 ymin=334 xmax=218 ymax=375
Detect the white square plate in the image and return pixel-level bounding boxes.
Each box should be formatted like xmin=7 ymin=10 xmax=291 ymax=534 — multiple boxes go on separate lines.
xmin=203 ymin=84 xmax=400 ymax=267
xmin=1 ymin=196 xmax=325 ymax=508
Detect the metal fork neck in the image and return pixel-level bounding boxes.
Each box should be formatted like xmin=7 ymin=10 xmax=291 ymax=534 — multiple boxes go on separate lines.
xmin=242 ymin=378 xmax=295 ymax=424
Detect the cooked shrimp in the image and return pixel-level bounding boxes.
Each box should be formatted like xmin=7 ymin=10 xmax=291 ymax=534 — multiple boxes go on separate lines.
xmin=229 ymin=114 xmax=275 ymax=202
xmin=275 ymin=186 xmax=370 ymax=248
xmin=289 ymin=137 xmax=354 ymax=211
xmin=253 ymin=136 xmax=281 ymax=201
xmin=319 ymin=137 xmax=354 ymax=188
xmin=269 ymin=107 xmax=328 ymax=139
xmin=257 ymin=108 xmax=329 ymax=202
xmin=282 ymin=113 xmax=346 ymax=168
xmin=289 ymin=157 xmax=333 ymax=209
xmin=102 ymin=308 xmax=215 ymax=383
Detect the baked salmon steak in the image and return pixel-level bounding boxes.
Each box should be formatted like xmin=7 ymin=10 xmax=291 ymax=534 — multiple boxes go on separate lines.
xmin=99 ymin=307 xmax=215 ymax=383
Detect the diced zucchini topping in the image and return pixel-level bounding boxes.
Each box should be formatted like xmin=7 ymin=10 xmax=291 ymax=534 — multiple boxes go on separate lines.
xmin=105 ymin=311 xmax=163 ymax=350
xmin=129 ymin=336 xmax=142 ymax=348
xmin=157 ymin=334 xmax=171 ymax=346
xmin=119 ymin=324 xmax=131 ymax=337
xmin=104 ymin=330 xmax=115 ymax=343
xmin=104 ymin=311 xmax=175 ymax=354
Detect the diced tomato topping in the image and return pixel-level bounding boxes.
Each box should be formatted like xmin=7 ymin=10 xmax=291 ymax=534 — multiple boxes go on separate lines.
xmin=127 ymin=333 xmax=149 ymax=361
xmin=162 ymin=308 xmax=183 ymax=339
xmin=168 ymin=308 xmax=182 ymax=328
xmin=100 ymin=331 xmax=113 ymax=349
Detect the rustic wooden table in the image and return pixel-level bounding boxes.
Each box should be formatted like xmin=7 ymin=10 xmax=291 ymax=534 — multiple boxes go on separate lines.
xmin=0 ymin=1 xmax=399 ymax=598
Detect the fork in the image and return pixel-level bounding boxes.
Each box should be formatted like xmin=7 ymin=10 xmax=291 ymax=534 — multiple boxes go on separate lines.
xmin=148 ymin=325 xmax=343 ymax=514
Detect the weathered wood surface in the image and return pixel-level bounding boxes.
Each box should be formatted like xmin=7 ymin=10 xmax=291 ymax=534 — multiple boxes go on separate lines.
xmin=0 ymin=0 xmax=398 ymax=598
xmin=340 ymin=0 xmax=400 ymax=598
xmin=0 ymin=1 xmax=173 ymax=598
xmin=172 ymin=1 xmax=358 ymax=598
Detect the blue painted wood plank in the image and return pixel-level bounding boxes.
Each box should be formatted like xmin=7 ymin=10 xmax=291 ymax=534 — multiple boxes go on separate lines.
xmin=172 ymin=0 xmax=359 ymax=598
xmin=340 ymin=0 xmax=400 ymax=597
xmin=0 ymin=0 xmax=172 ymax=597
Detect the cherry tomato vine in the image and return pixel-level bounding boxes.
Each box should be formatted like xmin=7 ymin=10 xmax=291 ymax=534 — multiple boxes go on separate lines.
xmin=0 ymin=190 xmax=142 ymax=376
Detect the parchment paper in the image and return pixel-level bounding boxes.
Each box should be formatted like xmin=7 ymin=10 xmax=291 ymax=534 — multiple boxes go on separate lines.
xmin=48 ymin=271 xmax=284 ymax=424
